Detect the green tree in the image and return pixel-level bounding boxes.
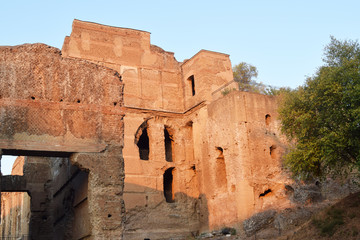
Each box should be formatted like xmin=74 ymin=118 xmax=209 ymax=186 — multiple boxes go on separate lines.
xmin=279 ymin=37 xmax=360 ymax=179
xmin=233 ymin=62 xmax=258 ymax=91
xmin=232 ymin=62 xmax=286 ymax=95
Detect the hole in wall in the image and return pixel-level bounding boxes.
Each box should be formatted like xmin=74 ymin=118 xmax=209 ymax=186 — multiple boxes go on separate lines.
xmin=163 ymin=167 xmax=175 ymax=203
xmin=285 ymin=185 xmax=294 ymax=192
xmin=265 ymin=114 xmax=271 ymax=126
xmin=269 ymin=145 xmax=277 ymax=159
xmin=77 ymin=99 xmax=81 ymax=103
xmin=135 ymin=121 xmax=150 ymax=160
xmin=187 ymin=75 xmax=195 ymax=96
xmin=108 ymin=214 xmax=112 ymax=218
xmin=216 ymin=147 xmax=224 ymax=156
xmin=164 ymin=127 xmax=173 ymax=162
xmin=113 ymin=102 xmax=117 ymax=106
xmin=190 ymin=165 xmax=196 ymax=171
xmin=215 ymin=147 xmax=227 ymax=189
xmin=259 ymin=189 xmax=272 ymax=197
xmin=59 ymin=99 xmax=63 ymax=102
xmin=31 ymin=96 xmax=35 ymax=100
xmin=137 ymin=127 xmax=149 ymax=160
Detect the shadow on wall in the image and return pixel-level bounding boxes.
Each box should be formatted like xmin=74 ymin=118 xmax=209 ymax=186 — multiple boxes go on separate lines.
xmin=123 ymin=183 xmax=209 ymax=240
xmin=0 ymin=154 xmax=90 ymax=240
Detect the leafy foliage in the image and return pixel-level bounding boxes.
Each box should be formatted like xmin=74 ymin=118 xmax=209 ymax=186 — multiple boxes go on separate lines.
xmin=221 ymin=87 xmax=237 ymax=96
xmin=232 ymin=62 xmax=284 ymax=95
xmin=233 ymin=62 xmax=258 ymax=90
xmin=279 ymin=37 xmax=360 ymax=179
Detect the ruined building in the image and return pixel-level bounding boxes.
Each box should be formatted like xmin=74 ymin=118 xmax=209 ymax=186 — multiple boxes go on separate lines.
xmin=0 ymin=20 xmax=291 ymax=239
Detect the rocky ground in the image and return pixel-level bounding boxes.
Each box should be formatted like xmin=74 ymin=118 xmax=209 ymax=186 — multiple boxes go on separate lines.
xmin=289 ymin=191 xmax=360 ymax=240
xmin=191 ymin=191 xmax=360 ymax=240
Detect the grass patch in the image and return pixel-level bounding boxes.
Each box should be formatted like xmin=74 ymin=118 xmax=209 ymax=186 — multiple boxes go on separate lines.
xmin=221 ymin=88 xmax=236 ymax=96
xmin=312 ymin=207 xmax=344 ymax=236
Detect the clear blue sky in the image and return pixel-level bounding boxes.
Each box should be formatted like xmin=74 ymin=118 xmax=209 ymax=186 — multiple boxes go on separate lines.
xmin=1 ymin=0 xmax=360 ymax=173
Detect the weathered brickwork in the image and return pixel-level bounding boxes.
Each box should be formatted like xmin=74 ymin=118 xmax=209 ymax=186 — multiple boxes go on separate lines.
xmin=1 ymin=20 xmax=294 ymax=240
xmin=0 ymin=42 xmax=125 ymax=239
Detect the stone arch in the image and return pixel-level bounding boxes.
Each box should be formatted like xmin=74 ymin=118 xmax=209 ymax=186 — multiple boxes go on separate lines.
xmin=163 ymin=167 xmax=175 ymax=203
xmin=134 ymin=121 xmax=150 ymax=160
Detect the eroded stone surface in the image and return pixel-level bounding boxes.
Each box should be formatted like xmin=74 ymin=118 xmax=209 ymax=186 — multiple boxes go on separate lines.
xmin=0 ymin=42 xmax=125 ymax=239
xmin=1 ymin=20 xmax=356 ymax=240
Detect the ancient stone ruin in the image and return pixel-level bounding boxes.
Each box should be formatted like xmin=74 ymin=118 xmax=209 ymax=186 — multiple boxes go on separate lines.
xmin=2 ymin=19 xmax=347 ymax=239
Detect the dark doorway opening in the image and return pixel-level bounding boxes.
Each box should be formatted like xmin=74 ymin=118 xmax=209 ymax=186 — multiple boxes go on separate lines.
xmin=163 ymin=168 xmax=175 ymax=203
xmin=137 ymin=128 xmax=149 ymax=160
xmin=164 ymin=128 xmax=173 ymax=162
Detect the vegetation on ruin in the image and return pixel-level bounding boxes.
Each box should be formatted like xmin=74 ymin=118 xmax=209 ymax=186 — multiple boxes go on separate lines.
xmin=232 ymin=62 xmax=285 ymax=95
xmin=279 ymin=37 xmax=360 ymax=179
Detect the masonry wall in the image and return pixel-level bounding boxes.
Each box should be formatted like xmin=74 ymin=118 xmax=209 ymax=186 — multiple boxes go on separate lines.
xmin=62 ymin=19 xmax=184 ymax=112
xmin=50 ymin=157 xmax=90 ymax=240
xmin=181 ymin=50 xmax=233 ymax=109
xmin=0 ymin=157 xmax=30 ymax=239
xmin=2 ymin=19 xmax=356 ymax=239
xmin=122 ymin=113 xmax=201 ymax=239
xmin=60 ymin=20 xmax=235 ymax=239
xmin=0 ymin=43 xmax=125 ymax=239
xmin=195 ymin=91 xmax=290 ymax=230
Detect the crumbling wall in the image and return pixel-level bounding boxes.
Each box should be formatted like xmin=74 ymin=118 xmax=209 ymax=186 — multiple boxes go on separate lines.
xmin=60 ymin=20 xmax=234 ymax=239
xmin=62 ymin=19 xmax=184 ymax=112
xmin=122 ymin=114 xmax=200 ymax=239
xmin=0 ymin=20 xmax=299 ymax=240
xmin=192 ymin=91 xmax=290 ymax=230
xmin=0 ymin=43 xmax=125 ymax=239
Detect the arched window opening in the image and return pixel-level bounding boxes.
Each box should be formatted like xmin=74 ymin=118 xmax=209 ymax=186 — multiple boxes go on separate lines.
xmin=164 ymin=127 xmax=173 ymax=162
xmin=163 ymin=167 xmax=175 ymax=203
xmin=215 ymin=147 xmax=227 ymax=189
xmin=137 ymin=128 xmax=149 ymax=160
xmin=187 ymin=75 xmax=195 ymax=96
xmin=265 ymin=114 xmax=271 ymax=126
xmin=134 ymin=121 xmax=150 ymax=161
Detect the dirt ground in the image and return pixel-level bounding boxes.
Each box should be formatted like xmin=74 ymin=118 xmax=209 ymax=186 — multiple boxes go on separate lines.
xmin=288 ymin=191 xmax=360 ymax=240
